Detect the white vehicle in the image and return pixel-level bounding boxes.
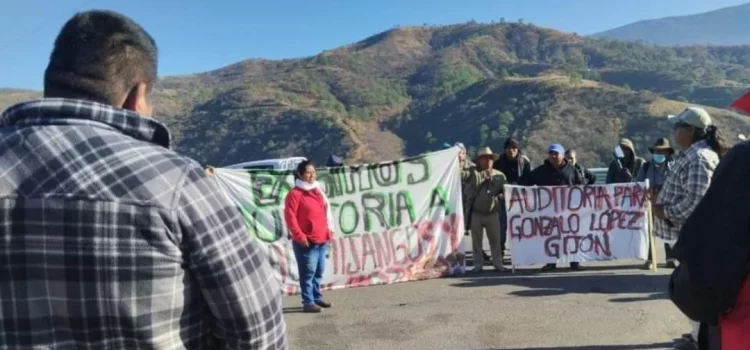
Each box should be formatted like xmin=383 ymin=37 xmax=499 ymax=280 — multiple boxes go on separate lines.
xmin=225 ymin=157 xmax=307 ymax=171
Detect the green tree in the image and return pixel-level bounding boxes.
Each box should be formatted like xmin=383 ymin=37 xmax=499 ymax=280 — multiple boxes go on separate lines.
xmin=478 ymin=124 xmax=490 ymax=145
xmin=498 ymin=68 xmax=510 ymax=79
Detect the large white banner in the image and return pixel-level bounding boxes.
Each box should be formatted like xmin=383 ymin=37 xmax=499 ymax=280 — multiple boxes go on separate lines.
xmin=212 ymin=148 xmax=466 ymax=294
xmin=504 ymin=183 xmax=649 ymax=266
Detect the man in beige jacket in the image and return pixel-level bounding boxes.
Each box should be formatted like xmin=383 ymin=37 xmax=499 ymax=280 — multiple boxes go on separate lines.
xmin=462 ymin=147 xmax=507 ymax=273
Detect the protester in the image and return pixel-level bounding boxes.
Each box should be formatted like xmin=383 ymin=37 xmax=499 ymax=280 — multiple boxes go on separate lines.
xmin=606 ymin=138 xmax=645 ymax=184
xmin=651 ymin=107 xmax=726 ymax=350
xmin=0 ymin=10 xmax=287 ymax=349
xmin=284 ymin=160 xmax=335 ymax=313
xmin=670 ymin=140 xmax=746 ymax=350
xmin=326 ymin=154 xmax=344 ymax=167
xmin=564 ymin=149 xmax=596 ymax=184
xmin=635 ymin=137 xmax=677 ymax=270
xmin=462 ymin=147 xmax=507 ymax=273
xmin=520 ymin=144 xmax=584 ymax=271
xmin=494 ymin=137 xmax=531 ymax=253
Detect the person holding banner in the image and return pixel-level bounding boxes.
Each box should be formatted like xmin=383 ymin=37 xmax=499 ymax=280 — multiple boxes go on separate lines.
xmin=462 ymin=147 xmax=507 ymax=273
xmin=494 ymin=137 xmax=531 ymax=254
xmin=635 ymin=137 xmax=677 ymax=270
xmin=521 ymin=143 xmax=585 ymax=271
xmin=606 ymin=138 xmax=645 ymax=184
xmin=284 ymin=160 xmax=336 ymax=313
xmin=651 ymin=107 xmax=727 ymax=349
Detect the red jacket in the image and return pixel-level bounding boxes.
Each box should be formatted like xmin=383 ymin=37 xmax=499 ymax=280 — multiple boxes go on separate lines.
xmin=284 ymin=187 xmax=331 ymax=244
xmin=720 ymin=276 xmax=750 ymax=350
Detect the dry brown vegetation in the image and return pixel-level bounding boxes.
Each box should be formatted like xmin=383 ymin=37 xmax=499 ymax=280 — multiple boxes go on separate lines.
xmin=2 ymin=22 xmax=750 ymax=166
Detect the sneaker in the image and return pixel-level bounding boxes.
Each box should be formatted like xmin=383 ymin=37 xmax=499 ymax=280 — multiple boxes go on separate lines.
xmin=303 ymin=304 xmax=322 ymax=313
xmin=541 ymin=264 xmax=556 ymax=272
xmin=570 ymin=263 xmax=583 ymax=271
xmin=315 ymin=300 xmax=332 ymax=308
xmin=471 ymin=267 xmax=484 ymax=274
xmin=641 ymin=261 xmax=654 ymax=270
xmin=666 ymin=260 xmax=678 ymax=269
xmin=493 ymin=266 xmax=507 ymax=272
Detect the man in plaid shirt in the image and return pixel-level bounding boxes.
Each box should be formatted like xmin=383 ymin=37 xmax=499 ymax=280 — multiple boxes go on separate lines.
xmin=652 ymin=106 xmax=727 ymax=349
xmin=0 ymin=10 xmax=286 ymax=349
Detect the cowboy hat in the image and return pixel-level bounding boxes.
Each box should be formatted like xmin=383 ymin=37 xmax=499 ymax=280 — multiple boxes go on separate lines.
xmin=473 ymin=146 xmax=500 ymax=163
xmin=648 ymin=137 xmax=675 ymax=154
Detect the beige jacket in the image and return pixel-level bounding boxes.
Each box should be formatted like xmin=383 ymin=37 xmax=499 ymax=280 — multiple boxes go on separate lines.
xmin=461 ymin=166 xmax=507 ymax=215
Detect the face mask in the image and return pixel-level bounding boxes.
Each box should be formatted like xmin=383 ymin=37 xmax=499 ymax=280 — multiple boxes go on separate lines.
xmin=652 ymin=154 xmax=666 ymax=164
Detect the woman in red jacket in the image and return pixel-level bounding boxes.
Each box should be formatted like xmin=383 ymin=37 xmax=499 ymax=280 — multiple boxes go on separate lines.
xmin=284 ymin=160 xmax=335 ymax=313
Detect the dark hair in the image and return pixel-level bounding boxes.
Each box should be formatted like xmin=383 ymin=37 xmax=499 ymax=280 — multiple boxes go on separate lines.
xmin=702 ymin=125 xmax=729 ymax=156
xmin=295 ymin=160 xmax=316 ymax=180
xmin=565 ymin=149 xmax=576 ymax=157
xmin=44 ymin=10 xmax=158 ymax=105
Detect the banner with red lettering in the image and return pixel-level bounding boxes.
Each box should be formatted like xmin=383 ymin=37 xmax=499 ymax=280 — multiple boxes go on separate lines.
xmin=212 ymin=148 xmax=466 ymax=294
xmin=504 ymin=183 xmax=649 ymax=266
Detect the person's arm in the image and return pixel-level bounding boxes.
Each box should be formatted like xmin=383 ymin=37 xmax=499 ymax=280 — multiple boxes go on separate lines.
xmin=518 ymin=166 xmax=535 ymax=186
xmin=664 ymin=157 xmax=713 ymax=223
xmin=176 ymin=166 xmax=287 ymax=349
xmin=605 ymin=161 xmax=617 ymax=184
xmin=522 ymin=156 xmax=532 ymax=177
xmin=634 ymin=163 xmax=647 ymax=182
xmin=283 ymin=190 xmax=307 ymax=245
xmin=490 ymin=171 xmax=507 ymax=211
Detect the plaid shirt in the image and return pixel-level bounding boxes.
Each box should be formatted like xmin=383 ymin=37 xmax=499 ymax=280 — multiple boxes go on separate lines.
xmin=654 ymin=140 xmax=719 ymax=241
xmin=0 ymin=99 xmax=287 ymax=349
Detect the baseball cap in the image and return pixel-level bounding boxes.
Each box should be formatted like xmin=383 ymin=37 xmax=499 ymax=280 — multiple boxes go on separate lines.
xmin=668 ymin=106 xmax=712 ymax=129
xmin=548 ymin=143 xmax=565 ymax=154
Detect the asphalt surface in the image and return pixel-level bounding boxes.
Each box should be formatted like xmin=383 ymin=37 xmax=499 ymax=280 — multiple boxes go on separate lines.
xmin=282 ymin=238 xmax=685 ymax=350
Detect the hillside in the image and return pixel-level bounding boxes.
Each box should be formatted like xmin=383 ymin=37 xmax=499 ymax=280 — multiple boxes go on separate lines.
xmin=592 ymin=3 xmax=750 ymax=46
xmin=2 ymin=22 xmax=750 ymax=167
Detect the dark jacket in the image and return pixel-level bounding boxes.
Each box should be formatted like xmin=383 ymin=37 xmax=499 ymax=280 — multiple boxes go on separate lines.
xmin=521 ymin=160 xmax=584 ymax=186
xmin=671 ymin=142 xmax=750 ymax=326
xmin=493 ymin=153 xmax=531 ymax=184
xmin=573 ymin=163 xmax=597 ymax=185
xmin=606 ymin=142 xmax=645 ymax=184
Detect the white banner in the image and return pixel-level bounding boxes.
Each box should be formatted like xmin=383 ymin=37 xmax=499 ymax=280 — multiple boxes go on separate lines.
xmin=504 ymin=183 xmax=649 ymax=266
xmin=212 ymin=148 xmax=466 ymax=294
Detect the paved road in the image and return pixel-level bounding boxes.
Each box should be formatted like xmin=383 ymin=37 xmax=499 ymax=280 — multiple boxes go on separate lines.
xmin=282 ymin=240 xmax=685 ymax=350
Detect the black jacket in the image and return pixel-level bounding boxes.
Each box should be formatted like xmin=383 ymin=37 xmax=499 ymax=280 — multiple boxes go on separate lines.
xmin=493 ymin=154 xmax=531 ymax=184
xmin=574 ymin=163 xmax=597 ymax=185
xmin=671 ymin=142 xmax=750 ymax=325
xmin=520 ymin=160 xmax=583 ymax=186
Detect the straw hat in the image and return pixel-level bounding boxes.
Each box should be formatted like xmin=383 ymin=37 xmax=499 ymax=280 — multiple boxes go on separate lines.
xmin=648 ymin=137 xmax=675 ymax=154
xmin=473 ymin=146 xmax=500 ymax=163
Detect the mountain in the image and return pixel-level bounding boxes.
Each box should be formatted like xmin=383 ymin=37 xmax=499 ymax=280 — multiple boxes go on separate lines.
xmin=2 ymin=22 xmax=750 ymax=167
xmin=592 ymin=3 xmax=750 ymax=46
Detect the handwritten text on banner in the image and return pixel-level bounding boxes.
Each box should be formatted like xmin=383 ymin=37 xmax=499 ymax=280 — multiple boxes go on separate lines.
xmin=212 ymin=148 xmax=466 ymax=295
xmin=504 ymin=183 xmax=649 ymax=266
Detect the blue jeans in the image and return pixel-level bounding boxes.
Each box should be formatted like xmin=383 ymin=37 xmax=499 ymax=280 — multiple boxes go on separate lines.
xmin=293 ymin=242 xmax=328 ymax=306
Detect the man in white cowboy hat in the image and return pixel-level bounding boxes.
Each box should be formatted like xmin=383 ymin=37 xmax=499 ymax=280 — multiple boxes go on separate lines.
xmin=462 ymin=146 xmax=507 ymax=273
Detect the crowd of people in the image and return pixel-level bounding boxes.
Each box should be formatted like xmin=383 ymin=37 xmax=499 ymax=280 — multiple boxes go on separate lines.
xmin=454 ymin=106 xmax=748 ymax=350
xmin=455 ymin=135 xmax=668 ymax=272
xmin=1 ymin=8 xmax=749 ymax=350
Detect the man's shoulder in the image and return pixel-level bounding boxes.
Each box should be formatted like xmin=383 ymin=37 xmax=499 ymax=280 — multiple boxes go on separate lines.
xmin=491 ymin=169 xmax=506 ymax=178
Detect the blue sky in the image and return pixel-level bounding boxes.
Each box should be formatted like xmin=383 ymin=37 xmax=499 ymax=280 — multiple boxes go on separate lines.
xmin=1 ymin=0 xmax=748 ymax=90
